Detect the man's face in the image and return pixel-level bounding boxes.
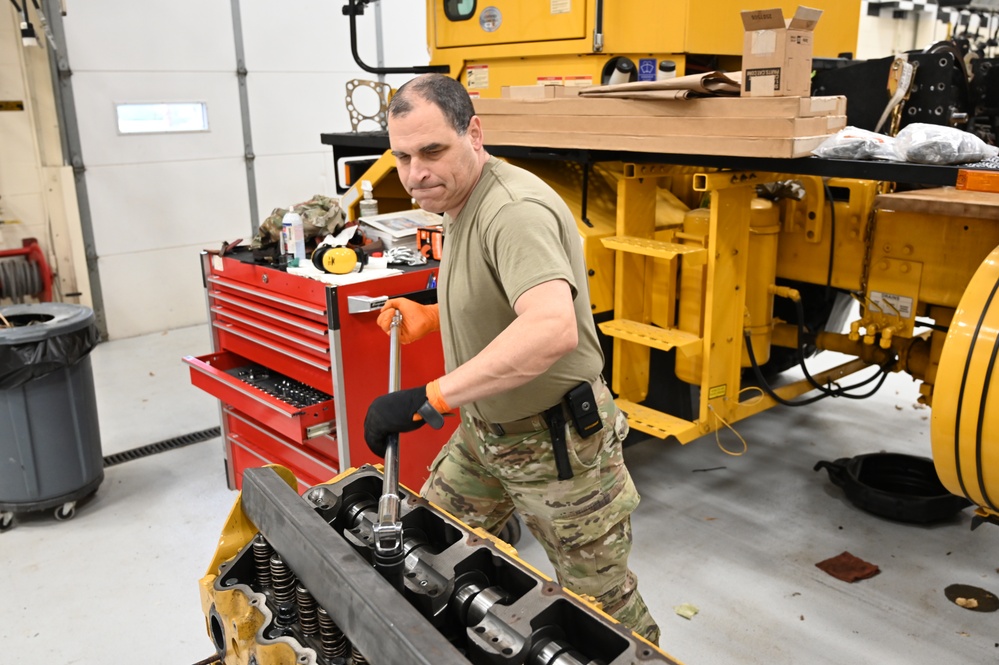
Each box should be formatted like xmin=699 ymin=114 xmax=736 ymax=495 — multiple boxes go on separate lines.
xmin=388 ymin=97 xmax=483 ymax=217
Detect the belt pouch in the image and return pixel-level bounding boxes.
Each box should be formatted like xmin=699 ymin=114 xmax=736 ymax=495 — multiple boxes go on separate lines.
xmin=544 ymin=404 xmax=573 ymax=481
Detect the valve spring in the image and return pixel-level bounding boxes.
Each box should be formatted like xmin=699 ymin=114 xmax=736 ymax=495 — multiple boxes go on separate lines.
xmin=296 ymin=585 xmax=319 ymax=637
xmin=350 ymin=644 xmax=369 ymax=665
xmin=317 ymin=607 xmax=350 ymax=660
xmin=269 ymin=554 xmax=298 ymax=607
xmin=252 ymin=536 xmax=273 ymax=588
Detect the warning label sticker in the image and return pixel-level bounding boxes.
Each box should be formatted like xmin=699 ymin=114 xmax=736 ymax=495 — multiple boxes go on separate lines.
xmin=869 ymin=291 xmax=913 ymax=319
xmin=467 ymin=65 xmax=489 ymax=89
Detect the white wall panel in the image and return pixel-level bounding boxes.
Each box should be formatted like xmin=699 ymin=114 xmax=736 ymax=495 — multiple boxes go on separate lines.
xmin=0 ymin=112 xmax=40 ymax=196
xmin=240 ymin=0 xmax=353 ymax=72
xmin=73 ymin=72 xmax=244 ymax=167
xmin=63 ymin=0 xmax=235 ymax=72
xmin=253 ymin=152 xmax=336 ymax=222
xmin=247 ymin=72 xmax=355 ymax=155
xmin=98 ymin=245 xmax=210 ymax=339
xmin=86 ymin=159 xmax=250 ymax=257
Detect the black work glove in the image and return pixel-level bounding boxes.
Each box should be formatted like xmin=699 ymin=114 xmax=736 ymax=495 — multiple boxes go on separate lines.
xmin=364 ymin=385 xmax=440 ymax=458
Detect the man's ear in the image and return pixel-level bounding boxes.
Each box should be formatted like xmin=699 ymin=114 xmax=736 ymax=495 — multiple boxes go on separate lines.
xmin=467 ymin=115 xmax=484 ymax=149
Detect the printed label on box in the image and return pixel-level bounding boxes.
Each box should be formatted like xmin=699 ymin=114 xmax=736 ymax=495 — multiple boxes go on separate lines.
xmin=751 ymin=29 xmax=777 ymax=54
xmin=564 ymin=75 xmax=593 ymax=86
xmin=746 ymin=67 xmax=781 ymax=91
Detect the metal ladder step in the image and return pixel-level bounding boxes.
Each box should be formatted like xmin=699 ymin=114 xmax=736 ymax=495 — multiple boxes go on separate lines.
xmin=598 ymin=319 xmax=702 ymax=357
xmin=601 ymin=236 xmax=706 ymax=265
xmin=615 ymin=399 xmax=698 ymax=440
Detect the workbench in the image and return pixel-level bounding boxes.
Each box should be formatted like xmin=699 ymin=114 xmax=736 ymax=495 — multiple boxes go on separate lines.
xmin=185 ymin=247 xmax=456 ymax=493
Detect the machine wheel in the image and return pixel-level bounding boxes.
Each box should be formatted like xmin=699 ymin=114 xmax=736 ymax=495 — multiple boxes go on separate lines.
xmin=0 ymin=512 xmax=14 ymax=532
xmin=931 ymin=244 xmax=999 ymax=520
xmin=54 ymin=502 xmax=76 ymax=521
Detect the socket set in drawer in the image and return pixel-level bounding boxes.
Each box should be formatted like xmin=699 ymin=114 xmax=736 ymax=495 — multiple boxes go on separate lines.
xmin=225 ymin=364 xmax=332 ymax=408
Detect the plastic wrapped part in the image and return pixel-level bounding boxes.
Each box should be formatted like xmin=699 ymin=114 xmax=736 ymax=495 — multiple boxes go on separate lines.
xmin=0 ymin=303 xmax=100 ymax=390
xmin=894 ymin=123 xmax=999 ymax=165
xmin=811 ymin=126 xmax=903 ymax=161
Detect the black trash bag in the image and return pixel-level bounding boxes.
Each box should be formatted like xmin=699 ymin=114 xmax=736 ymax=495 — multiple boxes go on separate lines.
xmin=0 ymin=304 xmax=101 ymax=390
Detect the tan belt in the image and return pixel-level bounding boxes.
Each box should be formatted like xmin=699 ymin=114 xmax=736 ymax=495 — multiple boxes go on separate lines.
xmin=470 ymin=377 xmax=603 ymax=437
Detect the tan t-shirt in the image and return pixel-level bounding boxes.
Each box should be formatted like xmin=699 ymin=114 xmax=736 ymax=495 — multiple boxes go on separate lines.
xmin=438 ymin=156 xmax=604 ymax=423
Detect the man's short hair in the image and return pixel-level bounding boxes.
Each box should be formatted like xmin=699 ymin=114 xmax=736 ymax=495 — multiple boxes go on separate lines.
xmin=388 ymin=74 xmax=475 ymax=135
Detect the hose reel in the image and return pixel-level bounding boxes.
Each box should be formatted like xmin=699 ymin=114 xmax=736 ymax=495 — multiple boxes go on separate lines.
xmin=0 ymin=239 xmax=52 ymax=303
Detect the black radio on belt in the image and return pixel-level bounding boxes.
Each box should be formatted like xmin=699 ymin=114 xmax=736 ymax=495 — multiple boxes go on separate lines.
xmin=565 ymin=381 xmax=603 ymax=439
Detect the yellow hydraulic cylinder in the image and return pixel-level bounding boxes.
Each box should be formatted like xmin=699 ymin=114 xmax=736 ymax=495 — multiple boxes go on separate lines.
xmin=741 ymin=199 xmax=781 ymax=367
xmin=675 ymin=207 xmax=710 ymax=384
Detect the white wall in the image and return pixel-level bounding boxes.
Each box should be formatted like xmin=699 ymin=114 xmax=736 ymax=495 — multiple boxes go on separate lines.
xmin=61 ymin=0 xmax=428 ymax=339
xmin=856 ymin=2 xmax=948 ymax=59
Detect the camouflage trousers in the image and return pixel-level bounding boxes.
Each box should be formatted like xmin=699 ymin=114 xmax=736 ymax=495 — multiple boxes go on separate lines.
xmin=420 ymin=379 xmax=661 ymax=645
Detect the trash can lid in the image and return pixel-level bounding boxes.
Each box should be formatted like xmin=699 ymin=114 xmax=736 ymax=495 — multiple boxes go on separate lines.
xmin=0 ymin=303 xmax=97 ymax=344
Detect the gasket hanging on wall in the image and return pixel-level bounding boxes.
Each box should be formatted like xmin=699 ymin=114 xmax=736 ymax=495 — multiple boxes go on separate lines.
xmin=345 ymin=79 xmax=392 ymax=132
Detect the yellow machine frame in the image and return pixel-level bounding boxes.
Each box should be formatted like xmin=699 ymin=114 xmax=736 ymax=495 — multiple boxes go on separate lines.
xmin=340 ymin=1 xmax=999 ymax=524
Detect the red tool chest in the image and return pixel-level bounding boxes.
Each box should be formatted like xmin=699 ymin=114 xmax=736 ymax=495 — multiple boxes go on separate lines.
xmin=185 ymin=249 xmax=456 ymax=494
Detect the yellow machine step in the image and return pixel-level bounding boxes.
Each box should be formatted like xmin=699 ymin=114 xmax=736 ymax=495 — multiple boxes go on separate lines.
xmin=598 ymin=319 xmax=702 ymax=356
xmin=601 ymin=236 xmax=706 ymax=266
xmin=615 ymin=398 xmax=698 ymax=440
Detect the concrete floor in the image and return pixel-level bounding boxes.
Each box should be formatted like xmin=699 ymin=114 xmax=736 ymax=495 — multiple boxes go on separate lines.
xmin=2 ymin=323 xmax=998 ymax=664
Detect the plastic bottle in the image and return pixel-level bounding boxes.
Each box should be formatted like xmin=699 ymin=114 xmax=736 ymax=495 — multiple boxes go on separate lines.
xmin=359 ymin=180 xmax=379 ymax=218
xmin=281 ymin=208 xmax=306 ymax=264
xmin=657 ymin=60 xmax=677 ymax=81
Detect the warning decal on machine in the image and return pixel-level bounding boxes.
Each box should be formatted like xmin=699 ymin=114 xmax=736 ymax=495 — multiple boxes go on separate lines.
xmin=708 ymin=384 xmax=727 ymax=399
xmin=467 ymin=65 xmax=489 ymax=89
xmin=869 ymin=291 xmax=913 ymax=318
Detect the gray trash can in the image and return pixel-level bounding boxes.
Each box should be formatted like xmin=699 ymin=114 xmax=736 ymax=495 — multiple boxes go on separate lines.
xmin=0 ymin=303 xmax=102 ymax=531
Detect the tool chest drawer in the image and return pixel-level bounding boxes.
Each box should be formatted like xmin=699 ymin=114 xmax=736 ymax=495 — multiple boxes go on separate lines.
xmin=224 ymin=408 xmax=337 ymax=493
xmin=184 ymin=351 xmax=335 ymax=443
xmin=206 ymin=270 xmax=332 ymax=391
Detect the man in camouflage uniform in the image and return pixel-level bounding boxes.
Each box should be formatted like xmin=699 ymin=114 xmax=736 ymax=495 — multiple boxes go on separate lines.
xmin=363 ymin=73 xmax=660 ymax=644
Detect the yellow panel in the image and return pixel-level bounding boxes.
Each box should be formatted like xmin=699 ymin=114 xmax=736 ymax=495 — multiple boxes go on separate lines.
xmin=685 ymin=0 xmax=860 ymax=57
xmin=602 ymin=0 xmax=688 ymax=53
xmin=433 ymin=0 xmax=586 ymax=49
xmin=871 ymin=208 xmax=999 ymax=309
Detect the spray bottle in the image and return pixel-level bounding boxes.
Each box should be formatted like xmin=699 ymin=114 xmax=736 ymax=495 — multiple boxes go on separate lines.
xmin=281 ymin=207 xmax=306 ymax=265
xmin=359 ymin=180 xmax=379 ymax=218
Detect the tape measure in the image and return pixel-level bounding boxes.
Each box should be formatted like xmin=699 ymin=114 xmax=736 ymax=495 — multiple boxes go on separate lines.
xmin=311 ymin=245 xmax=360 ymax=275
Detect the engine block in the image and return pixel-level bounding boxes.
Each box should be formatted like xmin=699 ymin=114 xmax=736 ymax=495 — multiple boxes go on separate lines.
xmin=200 ymin=465 xmax=681 ymax=665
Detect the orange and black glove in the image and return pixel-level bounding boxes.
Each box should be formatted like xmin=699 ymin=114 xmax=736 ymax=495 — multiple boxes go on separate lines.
xmin=377 ymin=298 xmax=440 ymax=344
xmin=363 ymin=380 xmax=451 ymax=458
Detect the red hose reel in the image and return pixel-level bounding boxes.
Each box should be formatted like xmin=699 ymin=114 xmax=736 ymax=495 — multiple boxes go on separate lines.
xmin=0 ymin=238 xmax=53 ymax=302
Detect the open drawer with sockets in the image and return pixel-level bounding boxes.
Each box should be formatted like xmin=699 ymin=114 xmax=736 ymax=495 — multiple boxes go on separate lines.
xmin=184 ymin=351 xmax=336 ymax=443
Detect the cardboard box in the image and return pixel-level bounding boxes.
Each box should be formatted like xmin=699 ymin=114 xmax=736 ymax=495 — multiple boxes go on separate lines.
xmin=741 ymin=6 xmax=822 ymax=98
xmin=474 ymin=95 xmax=846 ymax=119
xmin=500 ymin=85 xmax=579 ymax=99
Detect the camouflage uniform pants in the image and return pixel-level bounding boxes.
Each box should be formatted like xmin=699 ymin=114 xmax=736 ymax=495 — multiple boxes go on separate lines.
xmin=421 ymin=379 xmax=661 ymax=645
